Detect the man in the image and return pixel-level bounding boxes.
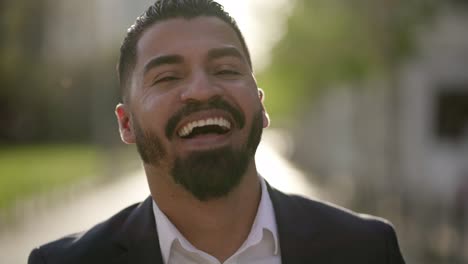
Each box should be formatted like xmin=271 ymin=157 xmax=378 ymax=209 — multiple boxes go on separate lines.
xmin=29 ymin=0 xmax=406 ymax=263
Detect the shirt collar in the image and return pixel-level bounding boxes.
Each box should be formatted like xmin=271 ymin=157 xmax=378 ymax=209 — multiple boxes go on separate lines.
xmin=152 ymin=177 xmax=280 ymax=264
xmin=246 ymin=177 xmax=280 ymax=255
xmin=152 ymin=198 xmax=180 ymax=264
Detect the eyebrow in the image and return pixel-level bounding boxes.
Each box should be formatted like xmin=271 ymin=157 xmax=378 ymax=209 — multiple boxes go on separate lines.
xmin=143 ymin=55 xmax=184 ymax=76
xmin=207 ymin=47 xmax=245 ymax=62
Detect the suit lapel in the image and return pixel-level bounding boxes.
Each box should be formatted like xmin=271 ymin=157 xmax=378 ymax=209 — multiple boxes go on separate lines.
xmin=113 ymin=196 xmax=164 ymax=264
xmin=267 ymin=183 xmax=322 ymax=264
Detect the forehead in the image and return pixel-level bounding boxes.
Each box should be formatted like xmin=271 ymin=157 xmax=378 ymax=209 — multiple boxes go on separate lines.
xmin=135 ymin=16 xmax=246 ymax=68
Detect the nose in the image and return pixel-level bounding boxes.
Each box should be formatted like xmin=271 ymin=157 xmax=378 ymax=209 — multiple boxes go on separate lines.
xmin=180 ymin=71 xmax=222 ymax=103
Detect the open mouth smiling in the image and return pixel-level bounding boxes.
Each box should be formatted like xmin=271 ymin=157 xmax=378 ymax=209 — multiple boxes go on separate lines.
xmin=165 ymin=98 xmax=245 ymax=141
xmin=177 ymin=116 xmax=232 ymax=139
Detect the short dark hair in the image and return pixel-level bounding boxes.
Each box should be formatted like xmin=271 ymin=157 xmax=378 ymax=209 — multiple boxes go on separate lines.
xmin=118 ymin=0 xmax=252 ymax=102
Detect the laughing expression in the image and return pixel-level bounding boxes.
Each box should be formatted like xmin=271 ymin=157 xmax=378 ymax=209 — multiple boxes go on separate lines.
xmin=116 ymin=16 xmax=269 ymax=199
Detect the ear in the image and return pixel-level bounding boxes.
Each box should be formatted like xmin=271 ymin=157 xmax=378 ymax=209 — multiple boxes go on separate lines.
xmin=258 ymin=88 xmax=270 ymax=128
xmin=115 ymin=103 xmax=135 ymax=144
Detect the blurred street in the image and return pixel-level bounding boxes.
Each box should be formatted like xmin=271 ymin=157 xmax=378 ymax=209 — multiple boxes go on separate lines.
xmin=0 ymin=130 xmax=322 ymax=264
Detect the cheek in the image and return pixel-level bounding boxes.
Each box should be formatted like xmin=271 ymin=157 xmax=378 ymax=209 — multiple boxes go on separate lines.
xmin=227 ymin=79 xmax=259 ymax=102
xmin=134 ymin=98 xmax=171 ymax=136
xmin=135 ymin=82 xmax=180 ymax=111
xmin=139 ymin=92 xmax=163 ymax=113
xmin=238 ymin=88 xmax=262 ymax=109
xmin=138 ymin=88 xmax=181 ymax=117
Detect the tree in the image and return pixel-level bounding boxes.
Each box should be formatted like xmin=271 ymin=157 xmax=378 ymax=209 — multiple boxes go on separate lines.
xmin=257 ymin=0 xmax=443 ymax=122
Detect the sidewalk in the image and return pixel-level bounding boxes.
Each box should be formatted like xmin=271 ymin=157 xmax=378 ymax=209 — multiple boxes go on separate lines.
xmin=0 ymin=130 xmax=321 ymax=264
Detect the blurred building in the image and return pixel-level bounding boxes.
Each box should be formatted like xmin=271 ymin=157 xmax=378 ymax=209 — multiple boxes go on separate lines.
xmin=28 ymin=0 xmax=154 ymax=144
xmin=44 ymin=0 xmax=153 ymax=65
xmin=1 ymin=0 xmax=154 ymax=143
xmin=291 ymin=7 xmax=468 ymax=264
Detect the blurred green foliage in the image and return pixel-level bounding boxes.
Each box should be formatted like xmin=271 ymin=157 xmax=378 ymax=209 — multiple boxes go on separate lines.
xmin=258 ymin=0 xmax=441 ymax=122
xmin=0 ymin=145 xmax=102 ymax=210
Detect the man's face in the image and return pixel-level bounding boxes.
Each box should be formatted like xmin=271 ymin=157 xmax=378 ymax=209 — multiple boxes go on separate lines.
xmin=116 ymin=16 xmax=269 ymax=200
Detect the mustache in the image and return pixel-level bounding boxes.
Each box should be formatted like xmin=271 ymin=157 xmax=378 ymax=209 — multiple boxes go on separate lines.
xmin=165 ymin=97 xmax=245 ymax=139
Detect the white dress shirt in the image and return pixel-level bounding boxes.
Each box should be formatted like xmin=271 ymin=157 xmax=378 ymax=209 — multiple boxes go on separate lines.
xmin=152 ymin=178 xmax=281 ymax=264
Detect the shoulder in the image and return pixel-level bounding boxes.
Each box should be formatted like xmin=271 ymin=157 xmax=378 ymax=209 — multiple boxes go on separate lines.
xmin=269 ymin=187 xmax=405 ymax=262
xmin=269 ymin=185 xmax=394 ymax=229
xmin=28 ymin=201 xmax=141 ymax=264
xmin=291 ymin=191 xmax=389 ymax=223
xmin=284 ymin=191 xmax=394 ymax=233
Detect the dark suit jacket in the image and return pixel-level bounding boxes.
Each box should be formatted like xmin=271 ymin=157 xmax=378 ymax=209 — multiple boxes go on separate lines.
xmin=28 ymin=184 xmax=405 ymax=264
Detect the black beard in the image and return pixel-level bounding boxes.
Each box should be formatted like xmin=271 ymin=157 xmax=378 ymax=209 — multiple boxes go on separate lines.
xmin=171 ymin=146 xmax=248 ymax=201
xmin=171 ymin=109 xmax=264 ymax=201
xmin=133 ymin=117 xmax=167 ymax=165
xmin=132 ymin=105 xmax=264 ymax=201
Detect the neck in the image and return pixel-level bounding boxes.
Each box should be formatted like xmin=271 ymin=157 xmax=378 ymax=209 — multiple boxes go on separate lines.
xmin=146 ymin=161 xmax=262 ymax=262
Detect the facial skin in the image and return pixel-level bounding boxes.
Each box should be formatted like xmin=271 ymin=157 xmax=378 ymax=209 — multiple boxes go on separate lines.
xmin=116 ymin=16 xmax=270 ymax=201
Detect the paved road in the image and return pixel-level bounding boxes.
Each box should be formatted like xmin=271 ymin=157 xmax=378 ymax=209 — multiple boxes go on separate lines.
xmin=0 ymin=130 xmax=321 ymax=264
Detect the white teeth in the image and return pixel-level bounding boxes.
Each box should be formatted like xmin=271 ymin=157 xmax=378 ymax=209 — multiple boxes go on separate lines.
xmin=177 ymin=117 xmax=232 ymax=137
xmin=222 ymin=119 xmax=231 ymax=129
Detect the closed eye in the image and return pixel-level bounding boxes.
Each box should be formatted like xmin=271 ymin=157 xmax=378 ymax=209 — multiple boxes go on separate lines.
xmin=216 ymin=69 xmax=240 ymax=76
xmin=153 ymin=76 xmax=179 ymax=85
